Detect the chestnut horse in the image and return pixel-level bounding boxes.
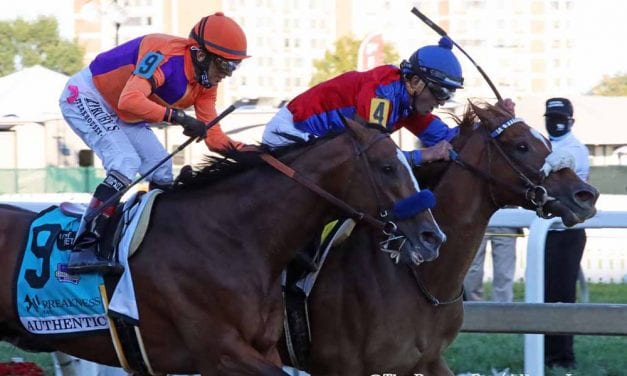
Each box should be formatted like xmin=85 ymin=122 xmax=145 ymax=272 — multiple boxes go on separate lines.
xmin=0 ymin=119 xmax=445 ymax=375
xmin=285 ymin=103 xmax=599 ymax=375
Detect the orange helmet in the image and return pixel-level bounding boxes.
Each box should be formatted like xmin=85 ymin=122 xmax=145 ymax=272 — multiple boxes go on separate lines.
xmin=189 ymin=12 xmax=250 ymax=60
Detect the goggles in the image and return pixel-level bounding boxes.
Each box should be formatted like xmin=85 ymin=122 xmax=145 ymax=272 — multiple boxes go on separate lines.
xmin=213 ymin=55 xmax=241 ymax=75
xmin=426 ymin=82 xmax=454 ymax=102
xmin=418 ymin=65 xmax=464 ymax=89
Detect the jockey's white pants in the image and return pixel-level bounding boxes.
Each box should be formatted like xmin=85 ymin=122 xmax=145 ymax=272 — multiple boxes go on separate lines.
xmin=262 ymin=106 xmax=313 ymax=148
xmin=59 ymin=68 xmax=173 ymax=185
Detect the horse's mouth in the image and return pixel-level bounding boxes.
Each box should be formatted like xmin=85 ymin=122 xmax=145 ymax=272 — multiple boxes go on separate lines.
xmin=543 ymin=199 xmax=597 ymax=227
xmin=409 ymin=249 xmax=425 ymax=266
xmin=380 ymin=236 xmax=433 ymax=266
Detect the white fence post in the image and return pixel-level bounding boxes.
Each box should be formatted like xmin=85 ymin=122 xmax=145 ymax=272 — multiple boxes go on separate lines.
xmin=523 ymin=217 xmax=558 ymax=376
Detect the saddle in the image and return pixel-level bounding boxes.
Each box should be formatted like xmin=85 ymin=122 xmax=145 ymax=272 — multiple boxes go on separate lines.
xmin=281 ymin=218 xmax=355 ymax=370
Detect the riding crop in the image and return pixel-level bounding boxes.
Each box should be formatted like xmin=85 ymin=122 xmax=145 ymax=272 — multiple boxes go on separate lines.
xmin=84 ymin=104 xmax=237 ymax=222
xmin=410 ymin=7 xmax=502 ymax=101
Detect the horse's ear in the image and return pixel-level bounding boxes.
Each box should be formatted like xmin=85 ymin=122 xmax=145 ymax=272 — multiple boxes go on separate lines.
xmin=469 ymin=102 xmax=493 ymax=124
xmin=341 ymin=114 xmax=366 ymax=140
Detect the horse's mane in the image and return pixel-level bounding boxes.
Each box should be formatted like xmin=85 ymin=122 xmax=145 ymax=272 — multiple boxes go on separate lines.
xmin=415 ymin=100 xmax=511 ymax=189
xmin=172 ymin=130 xmax=346 ymax=192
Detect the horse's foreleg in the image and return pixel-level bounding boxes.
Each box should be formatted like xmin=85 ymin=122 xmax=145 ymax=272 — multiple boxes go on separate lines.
xmin=213 ymin=339 xmax=288 ymax=376
xmin=412 ymin=356 xmax=454 ymax=376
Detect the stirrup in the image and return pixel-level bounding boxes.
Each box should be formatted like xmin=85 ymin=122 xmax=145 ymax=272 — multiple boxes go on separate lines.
xmin=67 ymin=248 xmax=123 ymax=275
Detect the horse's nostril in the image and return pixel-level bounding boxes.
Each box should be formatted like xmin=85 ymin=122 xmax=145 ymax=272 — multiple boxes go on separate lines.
xmin=421 ymin=231 xmax=443 ymax=247
xmin=575 ymin=189 xmax=598 ymax=204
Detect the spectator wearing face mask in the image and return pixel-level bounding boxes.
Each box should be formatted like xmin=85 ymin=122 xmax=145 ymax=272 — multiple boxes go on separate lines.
xmin=543 ymin=97 xmax=590 ymax=370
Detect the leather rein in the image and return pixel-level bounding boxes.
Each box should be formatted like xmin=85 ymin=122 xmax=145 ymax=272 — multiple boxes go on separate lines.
xmin=259 ymin=131 xmax=399 ymax=235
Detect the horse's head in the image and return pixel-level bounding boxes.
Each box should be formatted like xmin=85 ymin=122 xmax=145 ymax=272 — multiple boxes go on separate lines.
xmin=284 ymin=117 xmax=445 ymax=264
xmin=454 ymin=101 xmax=598 ymax=226
xmin=342 ymin=118 xmax=446 ymax=264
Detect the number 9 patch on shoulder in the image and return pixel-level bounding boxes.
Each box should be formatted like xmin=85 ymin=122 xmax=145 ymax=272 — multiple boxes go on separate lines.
xmin=134 ymin=52 xmax=164 ymax=79
xmin=369 ymin=98 xmax=390 ymax=128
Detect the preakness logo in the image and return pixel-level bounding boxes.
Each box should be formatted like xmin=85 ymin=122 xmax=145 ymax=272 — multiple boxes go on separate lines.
xmin=23 ymin=294 xmax=101 ymax=314
xmin=23 ymin=294 xmax=41 ymax=313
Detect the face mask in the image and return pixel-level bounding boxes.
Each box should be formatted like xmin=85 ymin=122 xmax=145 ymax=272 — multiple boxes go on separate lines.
xmin=545 ymin=116 xmax=571 ymax=139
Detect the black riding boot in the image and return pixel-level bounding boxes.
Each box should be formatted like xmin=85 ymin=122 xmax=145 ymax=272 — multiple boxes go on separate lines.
xmin=67 ymin=172 xmax=129 ymax=274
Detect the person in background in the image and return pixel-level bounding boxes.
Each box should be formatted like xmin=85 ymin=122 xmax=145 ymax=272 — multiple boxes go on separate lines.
xmin=543 ymin=97 xmax=590 ymax=369
xmin=261 ymin=36 xmax=516 ymax=163
xmin=59 ymin=12 xmax=250 ymax=274
xmin=464 ymin=226 xmax=521 ymax=302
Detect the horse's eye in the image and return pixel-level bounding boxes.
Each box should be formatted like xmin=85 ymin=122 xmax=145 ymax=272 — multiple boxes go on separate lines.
xmin=517 ymin=143 xmax=529 ymax=152
xmin=382 ymin=165 xmax=395 ymax=174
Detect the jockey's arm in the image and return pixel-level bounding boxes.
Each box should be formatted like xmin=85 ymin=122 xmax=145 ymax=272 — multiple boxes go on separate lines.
xmin=194 ymin=89 xmax=244 ymax=153
xmin=117 ymin=74 xmax=168 ymax=123
xmin=403 ymin=116 xmax=459 ymax=166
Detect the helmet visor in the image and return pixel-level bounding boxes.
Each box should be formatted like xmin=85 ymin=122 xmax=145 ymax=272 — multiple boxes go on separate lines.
xmin=419 ymin=66 xmax=463 ymax=89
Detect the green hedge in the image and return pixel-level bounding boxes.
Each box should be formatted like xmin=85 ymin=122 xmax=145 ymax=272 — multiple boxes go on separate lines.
xmin=0 ymin=167 xmax=105 ymax=194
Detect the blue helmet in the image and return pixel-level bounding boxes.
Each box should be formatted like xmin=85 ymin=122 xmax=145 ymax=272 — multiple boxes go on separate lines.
xmin=400 ymin=36 xmax=464 ymax=90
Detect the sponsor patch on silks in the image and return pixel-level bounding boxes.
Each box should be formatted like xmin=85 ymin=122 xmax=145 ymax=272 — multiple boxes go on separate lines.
xmin=134 ymin=51 xmax=164 ymax=79
xmin=369 ymin=97 xmax=391 ymax=128
xmin=15 ymin=207 xmax=108 ymax=335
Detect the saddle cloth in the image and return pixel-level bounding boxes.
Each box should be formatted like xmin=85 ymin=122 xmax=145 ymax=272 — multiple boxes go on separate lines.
xmin=16 ymin=206 xmax=108 ymax=335
xmin=14 ymin=190 xmax=162 ymax=335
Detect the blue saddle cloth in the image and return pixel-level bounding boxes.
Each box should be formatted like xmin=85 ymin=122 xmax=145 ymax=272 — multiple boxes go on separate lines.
xmin=15 ymin=206 xmax=108 ymax=335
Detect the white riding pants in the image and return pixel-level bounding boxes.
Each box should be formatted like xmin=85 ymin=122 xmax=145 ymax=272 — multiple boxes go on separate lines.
xmin=262 ymin=106 xmax=313 ymax=148
xmin=59 ymin=68 xmax=173 ymax=185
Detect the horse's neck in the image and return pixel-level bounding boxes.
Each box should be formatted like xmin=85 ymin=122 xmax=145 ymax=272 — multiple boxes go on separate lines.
xmin=420 ymin=164 xmax=498 ymax=297
xmin=181 ymin=169 xmax=340 ymax=279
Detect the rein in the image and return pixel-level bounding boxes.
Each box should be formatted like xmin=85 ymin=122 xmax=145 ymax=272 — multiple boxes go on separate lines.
xmin=259 ymin=132 xmax=397 ymax=234
xmin=411 ymin=267 xmax=464 ymax=306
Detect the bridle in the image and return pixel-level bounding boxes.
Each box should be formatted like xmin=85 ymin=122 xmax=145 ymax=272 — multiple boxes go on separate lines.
xmin=449 ymin=117 xmax=554 ymax=217
xmin=413 ymin=115 xmax=555 ymax=307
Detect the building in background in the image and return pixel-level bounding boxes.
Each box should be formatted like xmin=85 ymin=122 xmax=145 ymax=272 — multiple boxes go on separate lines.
xmin=68 ymin=0 xmax=583 ymax=110
xmin=1 ymin=0 xmax=625 ymax=187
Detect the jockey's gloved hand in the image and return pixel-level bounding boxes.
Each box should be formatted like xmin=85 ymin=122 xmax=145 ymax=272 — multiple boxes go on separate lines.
xmin=403 ymin=150 xmax=422 ymax=167
xmin=165 ymin=109 xmax=207 ymax=139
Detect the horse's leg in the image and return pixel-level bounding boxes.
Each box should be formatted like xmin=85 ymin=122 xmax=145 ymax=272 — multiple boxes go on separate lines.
xmin=412 ymin=356 xmax=454 ymax=376
xmin=213 ymin=339 xmax=288 ymax=376
xmin=257 ymin=284 xmax=286 ymax=366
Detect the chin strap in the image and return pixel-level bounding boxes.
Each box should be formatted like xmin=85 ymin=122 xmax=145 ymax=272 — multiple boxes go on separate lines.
xmin=190 ymin=47 xmax=213 ymax=88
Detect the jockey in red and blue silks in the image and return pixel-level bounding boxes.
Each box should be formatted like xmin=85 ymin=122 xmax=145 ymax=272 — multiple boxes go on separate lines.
xmin=263 ymin=37 xmax=515 ymax=165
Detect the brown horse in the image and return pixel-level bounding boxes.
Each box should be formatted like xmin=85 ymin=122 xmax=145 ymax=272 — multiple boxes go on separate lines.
xmin=287 ymin=102 xmax=599 ymax=375
xmin=0 ymin=119 xmax=445 ymax=376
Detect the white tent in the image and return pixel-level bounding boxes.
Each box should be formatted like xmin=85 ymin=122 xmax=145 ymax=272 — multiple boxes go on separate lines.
xmin=0 ymin=65 xmax=69 ymax=123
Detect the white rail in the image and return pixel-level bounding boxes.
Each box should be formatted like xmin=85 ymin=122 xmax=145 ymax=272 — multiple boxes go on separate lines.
xmin=488 ymin=208 xmax=627 ymax=376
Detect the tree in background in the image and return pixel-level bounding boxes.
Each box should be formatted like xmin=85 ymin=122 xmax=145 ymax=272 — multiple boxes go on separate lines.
xmin=0 ymin=17 xmax=84 ymax=76
xmin=310 ymin=35 xmax=399 ymax=86
xmin=590 ymin=74 xmax=627 ymax=96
